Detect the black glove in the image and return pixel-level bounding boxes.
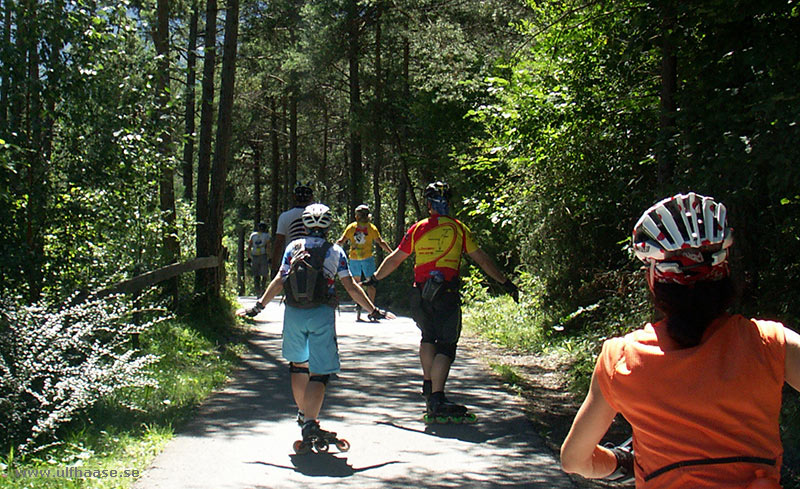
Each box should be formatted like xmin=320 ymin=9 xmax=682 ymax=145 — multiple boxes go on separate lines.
xmin=361 ymin=275 xmax=379 ymax=288
xmin=367 ymin=307 xmax=387 ymax=321
xmin=245 ymin=301 xmax=264 ymax=317
xmin=247 ymin=257 xmax=252 ymax=266
xmin=603 ymin=442 xmax=634 ymax=483
xmin=502 ymin=279 xmax=519 ymax=303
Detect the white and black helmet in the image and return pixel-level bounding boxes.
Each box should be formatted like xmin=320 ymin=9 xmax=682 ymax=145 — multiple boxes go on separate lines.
xmin=302 ymin=203 xmax=332 ymax=231
xmin=632 ymin=192 xmax=733 ymax=284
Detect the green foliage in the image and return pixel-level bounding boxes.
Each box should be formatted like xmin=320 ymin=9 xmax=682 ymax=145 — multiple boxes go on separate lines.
xmin=457 ymin=0 xmax=800 ymax=323
xmin=0 ymin=295 xmax=160 ymax=454
xmin=0 ymin=297 xmax=243 ymax=487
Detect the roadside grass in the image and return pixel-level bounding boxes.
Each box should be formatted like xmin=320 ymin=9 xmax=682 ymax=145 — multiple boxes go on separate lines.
xmin=462 ymin=271 xmax=800 ymax=489
xmin=0 ymin=296 xmax=246 ymax=488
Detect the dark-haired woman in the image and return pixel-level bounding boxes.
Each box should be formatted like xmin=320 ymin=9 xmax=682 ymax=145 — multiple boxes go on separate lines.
xmin=560 ymin=192 xmax=800 ymax=488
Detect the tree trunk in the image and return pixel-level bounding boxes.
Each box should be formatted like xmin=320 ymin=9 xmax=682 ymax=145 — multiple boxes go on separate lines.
xmin=252 ymin=140 xmax=262 ymax=224
xmin=320 ymin=100 xmax=329 ymax=202
xmin=270 ymin=97 xmax=280 ymax=236
xmin=194 ymin=0 xmax=217 ymax=293
xmin=281 ymin=96 xmax=289 ymax=208
xmin=395 ymin=35 xmax=410 ymax=243
xmin=289 ymin=85 xmax=297 ymax=189
xmin=182 ymin=0 xmax=199 ymax=202
xmin=347 ymin=0 xmax=363 ymax=212
xmin=395 ymin=173 xmax=407 ymax=245
xmin=236 ymin=224 xmax=245 ymax=295
xmin=206 ymin=0 xmax=239 ymax=295
xmin=657 ymin=2 xmax=677 ymax=188
xmin=24 ymin=0 xmax=45 ymax=300
xmin=372 ymin=3 xmax=384 ymax=255
xmin=154 ymin=0 xmax=180 ymax=306
xmin=0 ymin=0 xmax=11 ymax=128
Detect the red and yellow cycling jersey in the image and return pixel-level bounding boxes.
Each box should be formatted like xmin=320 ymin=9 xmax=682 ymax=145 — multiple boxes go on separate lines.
xmin=595 ymin=314 xmax=786 ymax=488
xmin=398 ymin=215 xmax=478 ymax=283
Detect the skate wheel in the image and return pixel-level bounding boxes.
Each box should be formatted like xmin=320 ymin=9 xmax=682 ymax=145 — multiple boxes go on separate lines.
xmin=423 ymin=413 xmax=435 ymax=424
xmin=314 ymin=440 xmax=330 ymax=453
xmin=435 ymin=415 xmax=450 ymax=424
xmin=335 ymin=439 xmax=351 ymax=452
xmin=449 ymin=416 xmax=464 ymax=424
xmin=293 ymin=440 xmax=310 ymax=454
xmin=463 ymin=412 xmax=478 ymax=423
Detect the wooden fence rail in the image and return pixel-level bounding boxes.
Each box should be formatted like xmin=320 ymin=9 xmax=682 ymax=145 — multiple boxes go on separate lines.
xmin=71 ymin=255 xmax=223 ymax=305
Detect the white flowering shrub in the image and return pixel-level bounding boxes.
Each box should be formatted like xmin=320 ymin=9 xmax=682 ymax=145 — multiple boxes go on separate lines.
xmin=0 ymin=295 xmax=159 ymax=454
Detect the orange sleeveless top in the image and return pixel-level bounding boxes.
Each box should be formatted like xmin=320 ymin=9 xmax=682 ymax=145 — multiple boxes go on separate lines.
xmin=595 ymin=314 xmax=786 ymax=488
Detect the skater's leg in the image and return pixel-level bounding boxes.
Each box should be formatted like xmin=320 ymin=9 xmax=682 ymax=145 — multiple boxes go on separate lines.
xmin=289 ymin=362 xmax=310 ymax=414
xmin=419 ymin=342 xmax=435 ymax=380
xmin=431 ymin=353 xmax=452 ymax=393
xmin=422 ymin=341 xmax=455 ymax=393
xmin=302 ymin=374 xmax=329 ymax=420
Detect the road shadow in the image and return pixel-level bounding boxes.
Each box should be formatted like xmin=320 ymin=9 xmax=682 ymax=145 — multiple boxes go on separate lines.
xmin=248 ymin=456 xmax=402 ymax=478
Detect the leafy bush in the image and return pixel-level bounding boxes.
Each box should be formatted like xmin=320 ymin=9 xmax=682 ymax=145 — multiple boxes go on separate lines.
xmin=0 ymin=296 xmax=159 ymax=454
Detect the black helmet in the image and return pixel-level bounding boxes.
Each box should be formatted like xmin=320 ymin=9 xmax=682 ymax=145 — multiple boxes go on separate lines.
xmin=424 ymin=181 xmax=451 ymax=215
xmin=256 ymin=222 xmax=268 ymax=232
xmin=424 ymin=181 xmax=451 ymax=202
xmin=294 ymin=182 xmax=313 ymax=203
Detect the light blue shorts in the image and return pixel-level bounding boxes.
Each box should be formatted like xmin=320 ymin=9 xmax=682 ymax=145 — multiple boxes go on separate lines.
xmin=349 ymin=257 xmax=376 ymax=280
xmin=282 ymin=304 xmax=340 ymax=375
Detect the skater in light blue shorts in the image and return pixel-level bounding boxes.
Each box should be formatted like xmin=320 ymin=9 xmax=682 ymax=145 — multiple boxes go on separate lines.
xmin=237 ymin=204 xmax=390 ymax=442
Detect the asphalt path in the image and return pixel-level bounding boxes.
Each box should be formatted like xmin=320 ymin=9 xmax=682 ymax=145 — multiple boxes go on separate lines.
xmin=133 ymin=297 xmax=578 ymax=489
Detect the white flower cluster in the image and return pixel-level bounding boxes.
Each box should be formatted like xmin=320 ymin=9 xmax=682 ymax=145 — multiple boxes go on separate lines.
xmin=0 ymin=294 xmax=160 ymax=454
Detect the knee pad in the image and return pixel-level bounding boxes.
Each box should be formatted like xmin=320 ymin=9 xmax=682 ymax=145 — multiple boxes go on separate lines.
xmin=289 ymin=363 xmax=309 ymax=374
xmin=309 ymin=374 xmax=330 ymax=385
xmin=435 ymin=342 xmax=457 ymax=361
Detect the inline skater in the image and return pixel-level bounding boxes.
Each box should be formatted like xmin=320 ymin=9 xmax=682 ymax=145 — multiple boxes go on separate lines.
xmin=271 ymin=182 xmax=314 ymax=275
xmin=560 ymin=192 xmax=800 ymax=488
xmin=364 ymin=181 xmax=518 ymax=423
xmin=236 ymin=204 xmax=390 ymax=451
xmin=336 ymin=204 xmax=393 ymax=322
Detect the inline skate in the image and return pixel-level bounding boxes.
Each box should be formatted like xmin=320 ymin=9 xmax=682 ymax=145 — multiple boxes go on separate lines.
xmin=293 ymin=419 xmax=350 ymax=454
xmin=423 ymin=392 xmax=478 ymax=424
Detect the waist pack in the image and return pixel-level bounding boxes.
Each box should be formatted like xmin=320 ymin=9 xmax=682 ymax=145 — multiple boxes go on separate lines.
xmin=284 ymin=242 xmax=336 ymax=309
xmin=420 ymin=271 xmax=457 ymax=302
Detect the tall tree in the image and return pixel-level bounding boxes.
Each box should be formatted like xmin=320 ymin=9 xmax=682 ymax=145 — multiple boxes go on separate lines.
xmin=182 ymin=0 xmax=200 ymax=201
xmin=657 ymin=1 xmax=677 ymax=187
xmin=195 ymin=0 xmax=217 ymax=292
xmin=346 ymin=0 xmax=363 ymax=211
xmin=371 ymin=1 xmax=384 ymax=235
xmin=0 ymin=0 xmax=11 ymax=128
xmin=205 ymin=0 xmax=239 ymax=294
xmin=154 ymin=0 xmax=180 ymax=305
xmin=269 ymin=97 xmax=280 ymax=236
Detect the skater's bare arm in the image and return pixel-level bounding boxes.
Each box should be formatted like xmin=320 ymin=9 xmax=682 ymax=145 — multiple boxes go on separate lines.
xmin=373 ymin=248 xmax=410 ymax=280
xmin=341 ymin=275 xmax=377 ymax=312
xmin=560 ymin=372 xmax=618 ymax=478
xmin=467 ymin=248 xmax=508 ymax=284
xmin=786 ymin=326 xmax=800 ymax=392
xmin=235 ymin=272 xmax=284 ymax=317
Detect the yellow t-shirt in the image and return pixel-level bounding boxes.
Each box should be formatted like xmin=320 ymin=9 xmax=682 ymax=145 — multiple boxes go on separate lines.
xmin=340 ymin=221 xmax=382 ymax=260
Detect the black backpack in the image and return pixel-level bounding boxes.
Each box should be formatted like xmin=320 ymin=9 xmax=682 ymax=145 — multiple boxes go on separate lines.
xmin=284 ymin=242 xmax=336 ymax=309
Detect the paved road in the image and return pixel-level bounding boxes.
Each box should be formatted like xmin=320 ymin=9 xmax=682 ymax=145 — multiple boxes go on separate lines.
xmin=133 ymin=297 xmax=577 ymax=489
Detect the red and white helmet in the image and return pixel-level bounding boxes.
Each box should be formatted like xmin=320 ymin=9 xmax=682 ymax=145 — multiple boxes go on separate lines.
xmin=632 ymin=192 xmax=733 ymax=285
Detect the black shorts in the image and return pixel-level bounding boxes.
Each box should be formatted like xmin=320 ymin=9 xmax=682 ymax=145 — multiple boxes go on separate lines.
xmin=409 ymin=283 xmax=461 ymax=344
